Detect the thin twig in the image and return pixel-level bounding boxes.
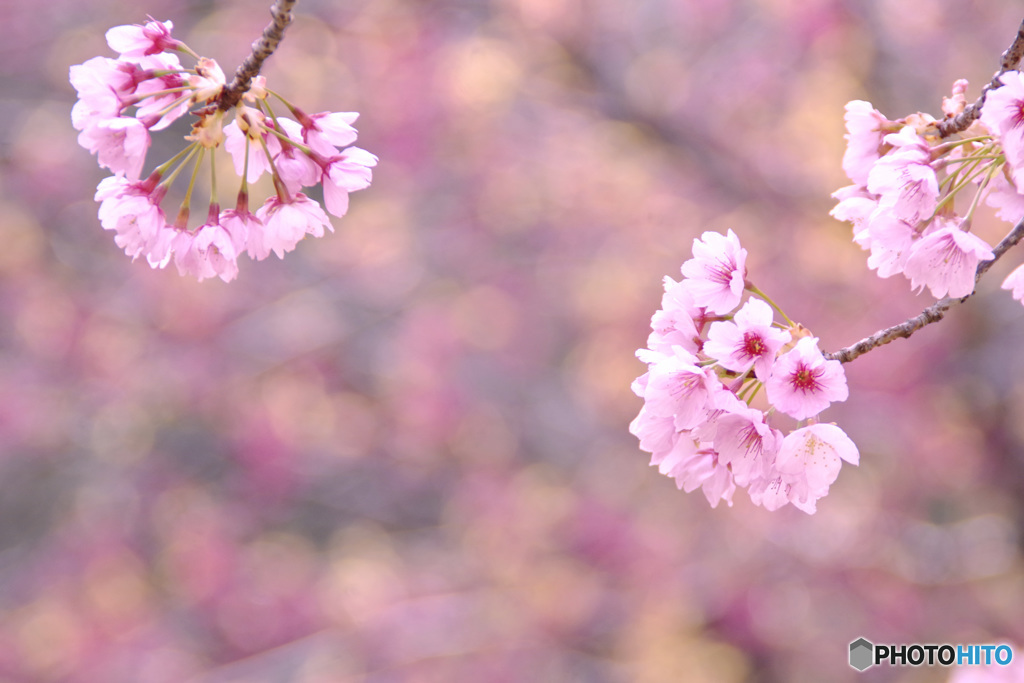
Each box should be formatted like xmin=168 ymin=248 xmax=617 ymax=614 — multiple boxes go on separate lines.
xmin=827 ymin=216 xmax=1024 ymax=364
xmin=218 ymin=0 xmax=298 ymax=111
xmin=936 ymin=17 xmax=1024 ymax=137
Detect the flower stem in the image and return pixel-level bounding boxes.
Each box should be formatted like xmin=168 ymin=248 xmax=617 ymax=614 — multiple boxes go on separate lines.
xmin=209 ymin=145 xmax=218 ymax=206
xmin=959 ymin=162 xmax=1000 ymax=225
xmin=746 ymin=284 xmax=794 ymax=326
xmin=176 ymin=147 xmax=207 ymax=228
xmin=257 ymin=133 xmax=289 ymax=202
xmin=154 ymin=141 xmax=199 ymax=178
xmin=934 ymin=156 xmax=999 ymax=214
xmin=175 ymin=42 xmax=202 ymax=61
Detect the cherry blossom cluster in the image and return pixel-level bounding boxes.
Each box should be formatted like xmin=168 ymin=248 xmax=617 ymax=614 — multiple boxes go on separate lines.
xmin=629 ymin=230 xmax=858 ymax=514
xmin=831 ymin=73 xmax=1024 ymax=301
xmin=70 ymin=17 xmax=376 ymax=282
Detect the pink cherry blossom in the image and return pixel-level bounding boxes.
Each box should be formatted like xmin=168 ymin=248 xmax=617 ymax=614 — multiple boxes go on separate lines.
xmin=77 ymin=116 xmax=150 ymax=180
xmin=842 ymin=100 xmax=892 ymax=186
xmin=224 ymin=113 xmax=282 ymax=183
xmin=689 ymin=385 xmax=746 ymax=439
xmin=274 ymin=118 xmax=322 ymax=195
xmin=95 ymin=175 xmax=169 ymax=260
xmin=186 ymin=57 xmax=226 ymax=103
xmin=69 ymin=57 xmax=145 ymax=126
xmin=679 ymin=229 xmax=747 ymax=314
xmin=173 ymin=219 xmax=239 ymax=282
xmin=864 ymin=208 xmax=915 ymax=278
xmin=984 ymin=170 xmax=1024 ymax=224
xmin=655 ymin=438 xmax=736 ymax=508
xmin=322 ymin=147 xmax=378 ymax=217
xmin=135 ymin=51 xmax=184 ymax=74
xmin=704 ymin=297 xmax=791 ymax=382
xmin=648 ymin=429 xmax=695 ymax=477
xmin=105 ymin=19 xmax=182 ymax=58
xmin=942 ymin=79 xmax=970 ymax=118
xmin=69 ymin=57 xmax=137 ymax=102
xmin=131 ymin=55 xmax=190 ymax=130
xmin=765 ymin=336 xmax=849 ymax=421
xmin=71 ymin=97 xmax=118 ymax=136
xmin=630 ymin=401 xmax=735 ymax=508
xmin=902 ymin=224 xmax=994 ymax=298
xmin=980 ymin=70 xmax=1024 ymax=186
xmin=830 ymin=185 xmax=879 ymax=248
xmin=1002 ymin=263 xmax=1024 ymax=304
xmin=72 ymin=18 xmax=375 ymax=281
xmin=243 ymin=75 xmax=269 ymax=102
xmin=143 ymin=225 xmax=177 ymax=268
xmin=772 ymin=424 xmax=859 ymax=514
xmin=709 ymin=404 xmax=782 ymax=487
xmin=637 ymin=347 xmax=717 ymax=431
xmin=277 ymin=146 xmax=322 ymax=195
xmin=866 ymin=127 xmax=939 ymax=225
xmin=219 ymin=207 xmax=259 ymax=256
xmin=253 ymin=194 xmax=333 ymax=260
xmin=747 ymin=474 xmax=792 ymax=512
xmin=300 ymin=111 xmax=360 ymax=157
xmin=647 ymin=277 xmax=703 ymax=355
xmin=628 ymin=406 xmax=676 ymax=458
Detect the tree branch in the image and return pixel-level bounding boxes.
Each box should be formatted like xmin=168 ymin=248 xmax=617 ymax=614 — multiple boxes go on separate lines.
xmin=935 ymin=16 xmax=1024 ymax=137
xmin=827 ymin=217 xmax=1024 ymax=364
xmin=218 ymin=0 xmax=298 ymax=111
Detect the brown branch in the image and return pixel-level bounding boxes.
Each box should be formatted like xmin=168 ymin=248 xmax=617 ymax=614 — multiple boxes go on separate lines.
xmin=827 ymin=217 xmax=1024 ymax=364
xmin=218 ymin=0 xmax=298 ymax=111
xmin=936 ymin=16 xmax=1024 ymax=137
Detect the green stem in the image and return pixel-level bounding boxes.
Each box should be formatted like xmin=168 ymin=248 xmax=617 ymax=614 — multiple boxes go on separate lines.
xmin=237 ymin=136 xmax=252 ymax=199
xmin=158 ymin=145 xmax=200 ymax=197
xmin=154 ymin=142 xmax=199 ymax=178
xmin=268 ymin=88 xmax=296 ymax=111
xmin=209 ymin=145 xmax=218 ymax=207
xmin=940 ymin=145 xmax=993 ymax=192
xmin=257 ymin=133 xmax=289 ymax=202
xmin=179 ymin=146 xmax=207 ymax=217
xmin=745 ymin=284 xmax=794 ymax=326
xmin=934 ymin=158 xmax=1000 ymax=214
xmin=930 ymin=135 xmax=993 ymax=156
xmin=130 ymin=85 xmax=193 ymax=104
xmin=176 ymin=43 xmax=202 ymax=61
xmin=153 ymin=92 xmax=195 ymax=122
xmin=745 ymin=382 xmax=763 ymax=404
xmin=264 ymin=124 xmax=312 ymax=155
xmin=936 ymin=153 xmax=1004 ymax=168
xmin=736 ymin=378 xmax=762 ymax=403
xmin=960 ymin=161 xmax=1001 ymax=225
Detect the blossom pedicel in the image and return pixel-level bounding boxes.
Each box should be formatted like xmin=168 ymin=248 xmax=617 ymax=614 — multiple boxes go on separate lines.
xmin=629 ymin=230 xmax=857 ymax=514
xmin=71 ymin=17 xmax=377 ymax=282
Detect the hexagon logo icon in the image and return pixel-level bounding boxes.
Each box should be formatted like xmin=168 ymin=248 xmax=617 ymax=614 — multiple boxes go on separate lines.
xmin=849 ymin=638 xmax=874 ymax=671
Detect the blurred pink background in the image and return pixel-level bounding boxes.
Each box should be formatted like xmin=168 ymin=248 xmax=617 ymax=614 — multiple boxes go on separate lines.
xmin=2 ymin=0 xmax=1024 ymax=680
